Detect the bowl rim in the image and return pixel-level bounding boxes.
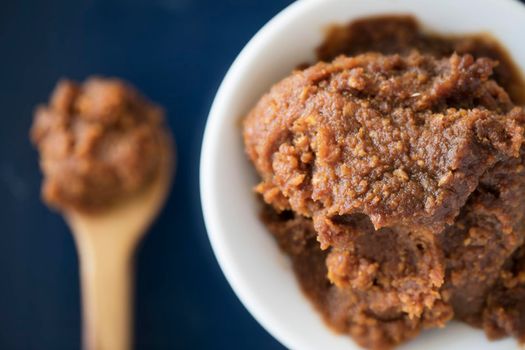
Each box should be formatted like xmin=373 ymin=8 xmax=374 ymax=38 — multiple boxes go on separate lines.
xmin=200 ymin=0 xmax=525 ymax=348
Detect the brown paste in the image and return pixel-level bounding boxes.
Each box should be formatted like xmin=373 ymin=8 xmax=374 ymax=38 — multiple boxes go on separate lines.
xmin=243 ymin=16 xmax=525 ymax=349
xmin=31 ymin=77 xmax=167 ymax=212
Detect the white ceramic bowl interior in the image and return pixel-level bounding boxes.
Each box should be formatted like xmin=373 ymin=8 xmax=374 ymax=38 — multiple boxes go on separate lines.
xmin=200 ymin=0 xmax=525 ymax=349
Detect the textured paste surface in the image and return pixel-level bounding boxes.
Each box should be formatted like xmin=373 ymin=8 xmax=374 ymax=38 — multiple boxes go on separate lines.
xmin=244 ymin=16 xmax=525 ymax=350
xmin=31 ymin=78 xmax=166 ymax=212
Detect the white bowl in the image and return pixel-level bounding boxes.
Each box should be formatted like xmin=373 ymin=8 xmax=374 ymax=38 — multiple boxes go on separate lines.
xmin=200 ymin=0 xmax=525 ymax=349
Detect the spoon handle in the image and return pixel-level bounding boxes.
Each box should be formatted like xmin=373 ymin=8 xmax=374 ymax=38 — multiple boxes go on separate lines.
xmin=66 ymin=134 xmax=173 ymax=350
xmin=73 ymin=226 xmax=135 ymax=350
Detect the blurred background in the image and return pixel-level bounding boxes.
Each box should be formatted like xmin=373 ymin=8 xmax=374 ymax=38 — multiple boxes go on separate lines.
xmin=0 ymin=0 xmax=293 ymax=349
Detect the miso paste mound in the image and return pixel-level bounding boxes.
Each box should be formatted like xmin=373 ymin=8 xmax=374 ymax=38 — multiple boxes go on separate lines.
xmin=31 ymin=78 xmax=167 ymax=212
xmin=243 ymin=16 xmax=525 ymax=350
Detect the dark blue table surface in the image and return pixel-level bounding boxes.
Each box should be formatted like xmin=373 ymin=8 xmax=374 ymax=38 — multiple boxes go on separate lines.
xmin=0 ymin=0 xmax=293 ymax=349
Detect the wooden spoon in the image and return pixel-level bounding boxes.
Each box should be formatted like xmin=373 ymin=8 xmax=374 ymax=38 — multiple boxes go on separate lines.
xmin=65 ymin=134 xmax=174 ymax=350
